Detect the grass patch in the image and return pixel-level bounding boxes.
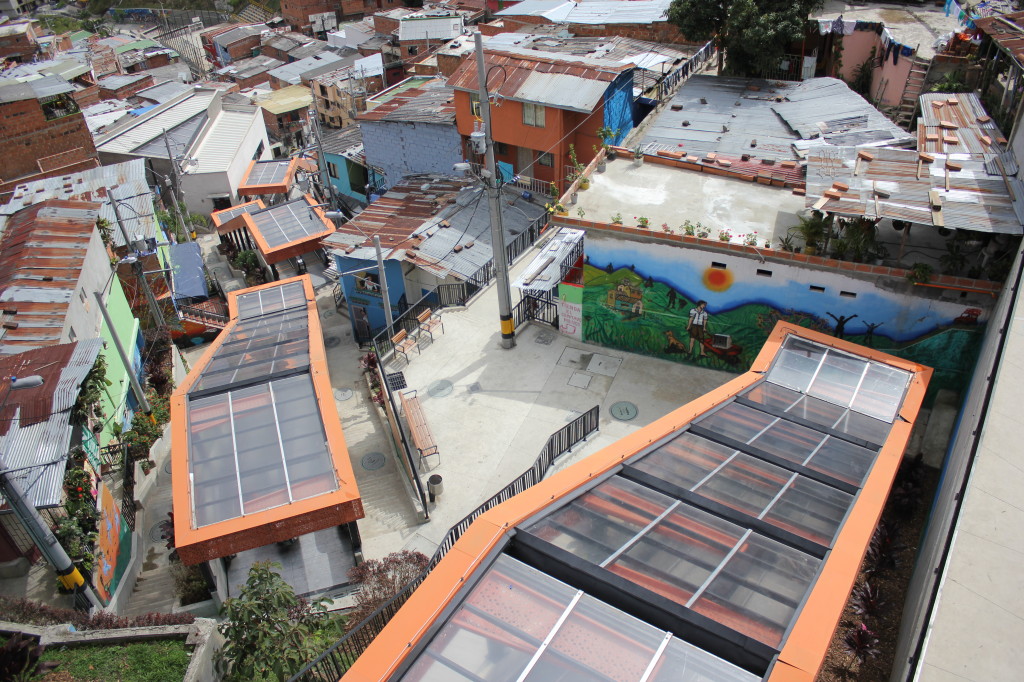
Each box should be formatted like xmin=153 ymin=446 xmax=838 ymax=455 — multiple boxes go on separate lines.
xmin=42 ymin=639 xmax=190 ymax=682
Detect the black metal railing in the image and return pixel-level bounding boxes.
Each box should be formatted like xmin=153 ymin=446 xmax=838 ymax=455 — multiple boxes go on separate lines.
xmin=654 ymin=40 xmax=715 ymax=100
xmin=289 ymin=406 xmax=600 ymax=682
xmin=120 ymin=445 xmax=136 ymax=534
xmin=364 ymin=282 xmax=480 ymax=352
xmin=178 ymin=303 xmax=228 ymax=327
xmin=511 ymin=295 xmax=559 ymax=331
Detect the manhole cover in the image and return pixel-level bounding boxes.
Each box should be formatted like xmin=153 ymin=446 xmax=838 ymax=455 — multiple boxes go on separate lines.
xmin=361 ymin=452 xmax=386 ymax=470
xmin=428 ymin=380 xmax=453 ymax=397
xmin=467 ymin=382 xmax=481 ymax=394
xmin=324 ymin=336 xmax=341 ymax=348
xmin=535 ymin=331 xmax=556 ymax=345
xmin=610 ymin=401 xmax=639 ymax=421
xmin=334 ymin=388 xmax=354 ymax=401
xmin=148 ymin=523 xmax=165 ymax=543
xmin=322 ymin=309 xmax=335 ymax=318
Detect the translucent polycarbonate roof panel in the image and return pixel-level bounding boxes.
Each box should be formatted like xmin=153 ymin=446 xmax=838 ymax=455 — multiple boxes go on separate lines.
xmin=765 ymin=336 xmax=912 ymax=423
xmin=251 ymin=201 xmax=329 ymax=249
xmin=696 ymin=403 xmax=878 ymax=487
xmin=742 ymin=382 xmax=891 ymax=444
xmin=630 ymin=432 xmax=853 ymax=547
xmin=245 ymin=159 xmax=291 ymax=186
xmin=235 ymin=280 xmax=306 ymax=319
xmin=186 ymin=373 xmax=338 ymax=527
xmin=192 ymin=307 xmax=310 ymax=394
xmin=524 ymin=476 xmax=820 ymax=647
xmin=399 ymin=554 xmax=758 ymax=682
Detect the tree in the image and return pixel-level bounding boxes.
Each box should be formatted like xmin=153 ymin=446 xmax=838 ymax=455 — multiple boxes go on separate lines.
xmin=669 ymin=0 xmax=823 ymax=76
xmin=217 ymin=562 xmax=330 ymax=681
xmin=345 ymin=550 xmax=430 ymax=632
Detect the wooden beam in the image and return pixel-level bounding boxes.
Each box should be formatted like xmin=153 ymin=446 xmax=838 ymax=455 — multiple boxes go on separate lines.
xmin=929 ymin=190 xmax=944 ymax=227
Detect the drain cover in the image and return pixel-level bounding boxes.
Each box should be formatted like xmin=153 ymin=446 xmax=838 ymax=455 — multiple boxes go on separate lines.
xmin=324 ymin=336 xmax=341 ymax=348
xmin=361 ymin=452 xmax=386 ymax=471
xmin=610 ymin=401 xmax=639 ymax=421
xmin=334 ymin=388 xmax=354 ymax=401
xmin=322 ymin=309 xmax=336 ymax=318
xmin=148 ymin=523 xmax=165 ymax=543
xmin=467 ymin=382 xmax=482 ymax=394
xmin=428 ymin=380 xmax=453 ymax=397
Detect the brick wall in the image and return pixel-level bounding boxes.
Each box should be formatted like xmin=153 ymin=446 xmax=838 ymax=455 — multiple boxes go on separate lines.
xmin=374 ymin=14 xmax=400 ymax=36
xmin=72 ymin=85 xmax=101 ymax=108
xmin=0 ymin=33 xmax=35 ymax=61
xmin=0 ymin=99 xmax=96 ymax=183
xmin=227 ymin=34 xmax=263 ymax=62
xmin=361 ymin=119 xmax=463 ymax=191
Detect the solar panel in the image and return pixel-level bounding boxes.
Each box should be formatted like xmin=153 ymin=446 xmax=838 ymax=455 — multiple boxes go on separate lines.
xmin=235 ymin=280 xmax=306 ymax=319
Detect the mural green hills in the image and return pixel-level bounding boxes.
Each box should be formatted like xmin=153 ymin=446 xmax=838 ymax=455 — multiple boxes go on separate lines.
xmin=582 ymin=265 xmax=981 ymax=402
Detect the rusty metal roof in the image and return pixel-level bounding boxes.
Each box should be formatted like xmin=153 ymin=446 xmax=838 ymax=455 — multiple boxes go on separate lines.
xmin=0 ymin=200 xmax=102 ymax=354
xmin=446 ymin=46 xmax=629 ymax=112
xmin=804 ymin=146 xmax=1024 ymax=234
xmin=917 ymin=92 xmax=1014 ymax=173
xmin=974 ymin=11 xmax=1024 ymax=65
xmin=357 ymin=77 xmax=455 ymax=123
xmin=0 ymin=338 xmax=104 ymax=509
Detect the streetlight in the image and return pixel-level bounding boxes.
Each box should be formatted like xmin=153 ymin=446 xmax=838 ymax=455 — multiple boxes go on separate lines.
xmin=0 ymin=376 xmax=103 ymax=610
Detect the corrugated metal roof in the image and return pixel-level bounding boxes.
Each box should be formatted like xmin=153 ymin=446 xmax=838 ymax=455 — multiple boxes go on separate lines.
xmin=324 ymin=176 xmax=545 ymax=280
xmin=97 ymin=73 xmax=151 ymax=90
xmin=136 ymin=80 xmax=192 ymax=104
xmin=0 ymin=160 xmax=160 ymax=248
xmin=804 ymin=146 xmax=1024 ymax=234
xmin=447 ymin=47 xmax=626 ymax=111
xmin=267 ymin=52 xmax=348 ymax=85
xmin=215 ymin=54 xmax=284 ymax=80
xmin=495 ymin=0 xmax=574 ymax=20
xmin=0 ymin=338 xmax=104 ymax=509
xmin=357 ymin=78 xmax=455 ymax=123
xmin=974 ymin=10 xmax=1024 ymax=66
xmin=917 ymin=92 xmax=1011 ymax=162
xmin=191 ymin=106 xmax=260 ymax=173
xmin=642 ymin=76 xmax=912 ymax=160
xmin=213 ymin=24 xmax=266 ymax=48
xmin=96 ymin=89 xmax=218 ymax=155
xmin=320 ymin=124 xmax=363 ymax=156
xmin=0 ymin=200 xmax=101 ymax=353
xmin=252 ymin=84 xmax=313 ymax=114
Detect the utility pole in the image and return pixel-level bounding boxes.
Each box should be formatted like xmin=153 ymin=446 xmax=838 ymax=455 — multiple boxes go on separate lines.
xmin=0 ymin=377 xmax=102 ymax=610
xmin=93 ymin=292 xmax=152 ymax=414
xmin=373 ymin=235 xmax=394 ymax=337
xmin=162 ymin=129 xmax=192 ymax=241
xmin=474 ymin=31 xmax=515 ymax=349
xmin=108 ymin=188 xmax=167 ymax=331
xmin=309 ymin=109 xmax=339 ymax=213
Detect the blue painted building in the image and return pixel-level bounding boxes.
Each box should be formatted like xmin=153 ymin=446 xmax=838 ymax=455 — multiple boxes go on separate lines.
xmin=320 ymin=124 xmax=382 ymax=205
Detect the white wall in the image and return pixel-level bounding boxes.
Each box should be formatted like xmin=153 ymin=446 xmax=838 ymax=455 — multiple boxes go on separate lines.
xmin=225 ymin=112 xmax=272 ymax=199
xmin=63 ymin=229 xmax=112 ymax=343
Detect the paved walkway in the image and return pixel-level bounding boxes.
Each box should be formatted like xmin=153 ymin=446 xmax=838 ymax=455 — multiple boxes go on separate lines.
xmin=360 ymin=240 xmax=735 ymax=560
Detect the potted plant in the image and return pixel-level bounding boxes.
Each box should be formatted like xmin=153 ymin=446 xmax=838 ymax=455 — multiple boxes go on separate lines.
xmin=744 ymin=232 xmax=758 ymax=247
xmin=777 ymin=234 xmax=796 ymax=252
xmin=683 ymin=220 xmax=696 ymax=236
xmin=610 ymin=212 xmax=623 ymax=225
xmin=577 ymin=207 xmax=586 ymax=220
xmin=906 ymin=262 xmax=934 ymax=284
xmin=718 ymin=229 xmax=732 ymax=242
xmin=792 ymin=211 xmax=827 ymax=255
xmin=940 ymin=239 xmax=967 ymax=275
xmin=695 ymin=225 xmax=711 ymax=239
xmin=636 ymin=216 xmax=650 ymax=228
xmin=633 ymin=146 xmax=644 ymax=167
xmin=596 ymin=125 xmax=618 ymax=160
xmin=546 ymin=201 xmax=568 ymax=216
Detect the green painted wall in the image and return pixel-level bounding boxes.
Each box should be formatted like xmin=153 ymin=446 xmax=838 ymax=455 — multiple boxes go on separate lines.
xmin=97 ymin=277 xmax=141 ymax=447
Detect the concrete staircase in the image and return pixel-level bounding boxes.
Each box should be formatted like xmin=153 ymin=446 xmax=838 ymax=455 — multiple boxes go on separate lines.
xmin=231 ymin=2 xmax=275 ymax=25
xmin=894 ymin=57 xmax=931 ymax=129
xmin=122 ymin=467 xmax=178 ymax=617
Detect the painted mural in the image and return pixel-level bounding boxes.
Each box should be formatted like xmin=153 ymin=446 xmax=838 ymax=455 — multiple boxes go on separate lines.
xmin=582 ymin=236 xmax=988 ymax=401
xmin=94 ymin=481 xmax=130 ymax=605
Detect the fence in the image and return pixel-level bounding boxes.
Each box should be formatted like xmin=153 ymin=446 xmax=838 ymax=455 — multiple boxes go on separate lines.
xmin=511 ymin=295 xmax=558 ymax=331
xmin=289 ymin=405 xmax=600 ymax=682
xmin=757 ymin=53 xmax=807 ymax=82
xmin=365 ymin=281 xmax=481 ymax=352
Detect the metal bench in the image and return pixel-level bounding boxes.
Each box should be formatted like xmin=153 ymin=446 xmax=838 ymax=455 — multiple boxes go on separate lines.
xmin=398 ymin=390 xmax=439 ymax=469
xmin=391 ymin=328 xmax=418 ymax=363
xmin=417 ymin=308 xmax=444 ymax=341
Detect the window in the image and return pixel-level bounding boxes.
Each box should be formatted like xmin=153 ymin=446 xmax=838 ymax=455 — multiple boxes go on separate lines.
xmin=327 ymin=161 xmax=339 ymax=179
xmin=537 ymin=152 xmax=553 ymax=167
xmin=408 ymin=45 xmax=419 ymax=56
xmin=523 ymin=102 xmax=545 ymax=127
xmin=494 ymin=141 xmax=508 ymax=155
xmin=252 ymin=141 xmax=265 ymax=160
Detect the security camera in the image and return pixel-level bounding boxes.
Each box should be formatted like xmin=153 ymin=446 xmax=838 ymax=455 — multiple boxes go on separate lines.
xmin=453 ymin=162 xmax=471 ymax=172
